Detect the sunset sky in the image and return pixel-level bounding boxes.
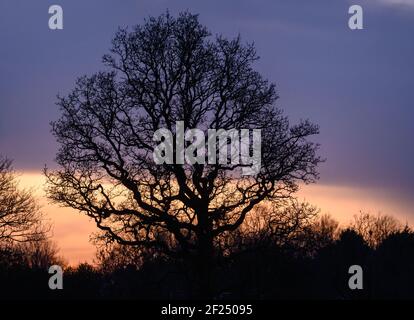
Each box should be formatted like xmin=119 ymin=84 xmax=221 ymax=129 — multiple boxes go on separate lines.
xmin=1 ymin=0 xmax=414 ymax=265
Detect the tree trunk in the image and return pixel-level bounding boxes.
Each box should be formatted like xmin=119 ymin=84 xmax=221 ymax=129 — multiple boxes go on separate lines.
xmin=194 ymin=203 xmax=215 ymax=299
xmin=196 ymin=233 xmax=214 ymax=299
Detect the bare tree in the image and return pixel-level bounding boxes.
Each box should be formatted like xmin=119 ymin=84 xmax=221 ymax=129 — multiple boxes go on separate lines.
xmin=217 ymin=200 xmax=319 ymax=255
xmin=45 ymin=12 xmax=322 ymax=295
xmin=0 ymin=157 xmax=48 ymax=243
xmin=16 ymin=239 xmax=65 ymax=269
xmin=94 ymin=239 xmax=158 ymax=274
xmin=293 ymin=213 xmax=340 ymax=256
xmin=351 ymin=211 xmax=402 ymax=248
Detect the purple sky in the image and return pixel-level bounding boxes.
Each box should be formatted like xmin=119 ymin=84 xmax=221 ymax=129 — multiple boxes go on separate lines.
xmin=1 ymin=0 xmax=414 ymax=205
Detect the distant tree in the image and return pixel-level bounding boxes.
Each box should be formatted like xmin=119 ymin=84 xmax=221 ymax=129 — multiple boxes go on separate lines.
xmin=0 ymin=156 xmax=48 ymax=243
xmin=45 ymin=11 xmax=322 ymax=296
xmin=0 ymin=245 xmax=26 ymax=269
xmin=218 ymin=200 xmax=319 ymax=255
xmin=351 ymin=212 xmax=402 ymax=248
xmin=64 ymin=263 xmax=102 ymax=299
xmin=336 ymin=228 xmax=369 ymax=255
xmin=315 ymin=229 xmax=371 ymax=299
xmin=290 ymin=213 xmax=339 ymax=257
xmin=17 ymin=238 xmax=64 ymax=269
xmin=94 ymin=237 xmax=159 ymax=273
xmin=374 ymin=228 xmax=414 ymax=298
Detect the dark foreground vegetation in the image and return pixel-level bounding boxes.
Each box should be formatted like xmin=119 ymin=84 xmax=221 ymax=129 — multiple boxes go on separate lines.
xmin=1 ymin=210 xmax=414 ymax=300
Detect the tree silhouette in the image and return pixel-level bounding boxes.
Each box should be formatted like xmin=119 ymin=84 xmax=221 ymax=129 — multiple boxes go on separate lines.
xmin=374 ymin=229 xmax=414 ymax=298
xmin=351 ymin=212 xmax=402 ymax=248
xmin=45 ymin=11 xmax=322 ymax=296
xmin=0 ymin=156 xmax=48 ymax=243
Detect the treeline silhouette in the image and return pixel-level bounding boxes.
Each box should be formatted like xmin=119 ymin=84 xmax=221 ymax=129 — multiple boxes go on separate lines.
xmin=1 ymin=209 xmax=414 ymax=300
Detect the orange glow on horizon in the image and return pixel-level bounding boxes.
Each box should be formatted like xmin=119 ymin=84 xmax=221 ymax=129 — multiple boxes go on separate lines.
xmin=16 ymin=172 xmax=414 ymax=266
